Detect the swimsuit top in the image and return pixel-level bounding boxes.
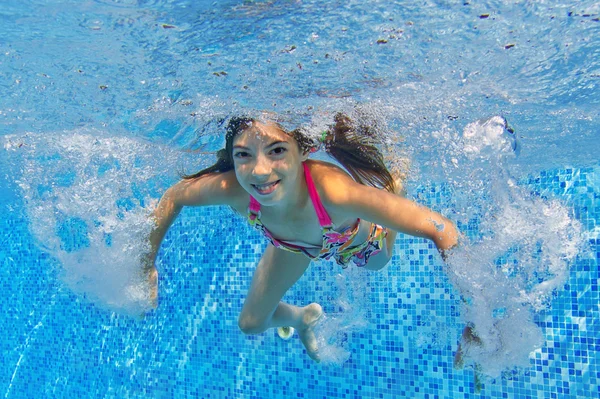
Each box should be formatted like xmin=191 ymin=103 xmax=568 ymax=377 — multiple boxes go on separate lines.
xmin=247 ymin=163 xmax=365 ymax=265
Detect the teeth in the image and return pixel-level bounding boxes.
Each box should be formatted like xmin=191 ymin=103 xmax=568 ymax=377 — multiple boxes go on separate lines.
xmin=257 ymin=182 xmax=276 ymax=188
xmin=253 ymin=180 xmax=279 ymax=193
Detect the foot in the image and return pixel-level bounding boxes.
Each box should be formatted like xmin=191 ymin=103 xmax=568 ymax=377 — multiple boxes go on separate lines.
xmin=393 ymin=173 xmax=406 ymax=197
xmin=454 ymin=324 xmax=483 ymax=369
xmin=382 ymin=150 xmax=409 ymax=196
xmin=390 ymin=161 xmax=408 ymax=197
xmin=297 ymin=303 xmax=324 ymax=362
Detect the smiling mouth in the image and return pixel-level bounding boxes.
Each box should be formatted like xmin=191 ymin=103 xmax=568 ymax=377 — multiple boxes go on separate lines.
xmin=252 ymin=180 xmax=280 ymax=195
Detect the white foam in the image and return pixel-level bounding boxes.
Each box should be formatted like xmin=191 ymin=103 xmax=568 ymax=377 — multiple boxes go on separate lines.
xmin=3 ymin=130 xmax=177 ymax=315
xmin=437 ymin=117 xmax=586 ymax=377
xmin=313 ymin=270 xmax=372 ymax=366
xmin=462 ymin=116 xmax=518 ymax=156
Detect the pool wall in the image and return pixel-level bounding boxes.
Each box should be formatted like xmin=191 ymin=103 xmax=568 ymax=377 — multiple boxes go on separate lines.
xmin=0 ymin=164 xmax=598 ymax=398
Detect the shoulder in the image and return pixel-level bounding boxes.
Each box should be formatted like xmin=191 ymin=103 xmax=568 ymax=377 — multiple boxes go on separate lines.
xmin=304 ymin=159 xmax=369 ymax=210
xmin=169 ymin=170 xmax=249 ymax=211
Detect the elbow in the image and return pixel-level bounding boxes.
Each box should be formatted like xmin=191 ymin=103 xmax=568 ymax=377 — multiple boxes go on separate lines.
xmin=160 ymin=186 xmax=178 ymax=209
xmin=156 ymin=187 xmax=182 ymax=218
xmin=433 ymin=220 xmax=459 ymax=254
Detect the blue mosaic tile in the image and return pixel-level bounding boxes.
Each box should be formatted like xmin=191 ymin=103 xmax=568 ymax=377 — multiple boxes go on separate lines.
xmin=0 ymin=164 xmax=599 ymax=398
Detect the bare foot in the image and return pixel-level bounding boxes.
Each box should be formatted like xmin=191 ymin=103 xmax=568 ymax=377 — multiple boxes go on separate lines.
xmin=393 ymin=172 xmax=407 ymax=197
xmin=390 ymin=161 xmax=408 ymax=197
xmin=297 ymin=303 xmax=324 ymax=362
xmin=454 ymin=324 xmax=483 ymax=369
xmin=384 ymin=153 xmax=409 ymax=197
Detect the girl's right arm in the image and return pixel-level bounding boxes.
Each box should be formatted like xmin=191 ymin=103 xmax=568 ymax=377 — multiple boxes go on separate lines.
xmin=143 ymin=170 xmax=245 ymax=306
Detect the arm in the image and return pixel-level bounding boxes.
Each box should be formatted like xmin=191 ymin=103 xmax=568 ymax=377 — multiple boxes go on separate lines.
xmin=143 ymin=170 xmax=245 ymax=305
xmin=145 ymin=170 xmax=243 ymax=264
xmin=324 ymin=174 xmax=459 ymax=256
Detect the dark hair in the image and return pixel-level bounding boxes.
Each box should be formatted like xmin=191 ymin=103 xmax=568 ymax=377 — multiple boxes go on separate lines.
xmin=182 ymin=113 xmax=396 ymax=193
xmin=181 ymin=117 xmax=252 ymax=180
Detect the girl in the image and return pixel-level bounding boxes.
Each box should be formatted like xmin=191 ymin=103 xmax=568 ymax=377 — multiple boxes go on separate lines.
xmin=144 ymin=113 xmax=459 ymax=362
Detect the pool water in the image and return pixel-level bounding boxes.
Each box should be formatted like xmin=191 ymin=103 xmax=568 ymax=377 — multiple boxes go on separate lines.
xmin=0 ymin=0 xmax=598 ymax=398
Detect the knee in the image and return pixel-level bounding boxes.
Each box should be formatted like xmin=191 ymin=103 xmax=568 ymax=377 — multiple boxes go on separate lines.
xmin=237 ymin=313 xmax=267 ymax=335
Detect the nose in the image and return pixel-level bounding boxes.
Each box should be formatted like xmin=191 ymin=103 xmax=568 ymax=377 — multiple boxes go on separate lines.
xmin=252 ymin=154 xmax=272 ymax=179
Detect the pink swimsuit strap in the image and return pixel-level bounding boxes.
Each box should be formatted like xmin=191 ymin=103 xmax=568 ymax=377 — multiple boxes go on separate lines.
xmin=248 ymin=162 xmax=333 ymax=228
xmin=302 ymin=163 xmax=333 ymax=227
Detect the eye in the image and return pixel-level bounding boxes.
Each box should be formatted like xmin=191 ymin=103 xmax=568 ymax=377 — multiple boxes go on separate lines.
xmin=270 ymin=146 xmax=287 ymax=155
xmin=233 ymin=151 xmax=250 ymax=159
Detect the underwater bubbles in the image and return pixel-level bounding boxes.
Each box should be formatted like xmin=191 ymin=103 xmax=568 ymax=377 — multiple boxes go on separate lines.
xmin=439 ymin=116 xmax=586 ymax=377
xmin=3 ymin=130 xmax=173 ymax=315
xmin=313 ymin=268 xmax=373 ymax=366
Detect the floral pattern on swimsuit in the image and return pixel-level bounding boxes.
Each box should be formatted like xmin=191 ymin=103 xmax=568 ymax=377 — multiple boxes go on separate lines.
xmin=247 ymin=209 xmax=387 ymax=268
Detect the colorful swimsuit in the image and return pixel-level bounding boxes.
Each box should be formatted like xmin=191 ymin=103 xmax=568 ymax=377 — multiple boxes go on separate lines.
xmin=247 ymin=163 xmax=387 ymax=268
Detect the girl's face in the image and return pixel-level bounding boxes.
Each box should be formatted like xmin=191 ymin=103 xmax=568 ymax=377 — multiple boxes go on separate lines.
xmin=232 ymin=121 xmax=308 ymax=206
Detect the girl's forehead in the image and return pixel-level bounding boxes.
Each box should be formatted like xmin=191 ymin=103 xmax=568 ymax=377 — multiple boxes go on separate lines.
xmin=234 ymin=122 xmax=291 ymax=144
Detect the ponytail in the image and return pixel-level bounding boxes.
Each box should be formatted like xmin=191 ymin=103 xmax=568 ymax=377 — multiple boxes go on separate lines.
xmin=313 ymin=113 xmax=396 ymax=193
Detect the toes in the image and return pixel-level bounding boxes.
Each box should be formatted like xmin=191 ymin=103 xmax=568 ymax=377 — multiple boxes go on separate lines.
xmin=303 ymin=333 xmax=320 ymax=362
xmin=299 ymin=304 xmax=323 ymax=362
xmin=298 ymin=327 xmax=320 ymax=362
xmin=454 ymin=325 xmax=484 ymax=369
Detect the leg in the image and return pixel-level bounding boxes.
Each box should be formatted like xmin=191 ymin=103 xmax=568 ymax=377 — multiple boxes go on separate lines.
xmin=238 ymin=244 xmax=323 ymax=361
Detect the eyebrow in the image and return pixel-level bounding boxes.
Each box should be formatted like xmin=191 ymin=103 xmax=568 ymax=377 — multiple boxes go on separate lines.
xmin=233 ymin=140 xmax=289 ymax=150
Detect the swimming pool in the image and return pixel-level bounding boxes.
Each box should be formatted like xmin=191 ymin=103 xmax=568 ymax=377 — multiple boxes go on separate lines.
xmin=1 ymin=0 xmax=598 ymax=397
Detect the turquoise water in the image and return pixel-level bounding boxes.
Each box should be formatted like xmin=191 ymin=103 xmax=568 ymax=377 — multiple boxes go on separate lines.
xmin=0 ymin=0 xmax=598 ymax=398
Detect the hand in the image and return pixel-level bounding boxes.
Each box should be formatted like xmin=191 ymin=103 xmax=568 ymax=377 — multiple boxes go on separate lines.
xmin=147 ymin=266 xmax=158 ymax=309
xmin=141 ymin=252 xmax=159 ymax=309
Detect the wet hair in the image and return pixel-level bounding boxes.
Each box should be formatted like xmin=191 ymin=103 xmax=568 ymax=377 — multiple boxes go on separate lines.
xmin=182 ymin=113 xmax=396 ymax=193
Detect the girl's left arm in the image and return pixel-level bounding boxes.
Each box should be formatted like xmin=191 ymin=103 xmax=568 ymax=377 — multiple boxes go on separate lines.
xmin=327 ymin=178 xmax=459 ymax=256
